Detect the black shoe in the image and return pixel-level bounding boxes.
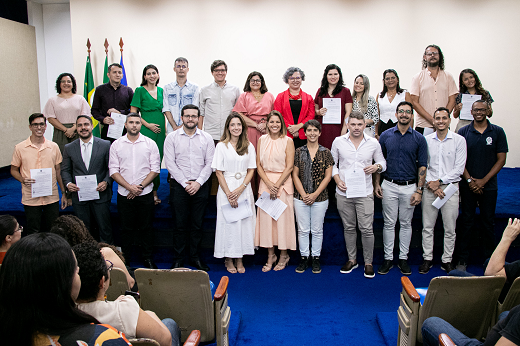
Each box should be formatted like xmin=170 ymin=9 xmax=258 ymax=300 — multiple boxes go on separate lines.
xmin=340 ymin=261 xmax=358 ymax=274
xmin=295 ymin=256 xmax=309 ymax=273
xmin=143 ymin=258 xmax=158 ymax=269
xmin=441 ymin=262 xmax=455 ymax=273
xmin=364 ymin=265 xmax=375 ymax=278
xmin=398 ymin=259 xmax=412 ymax=275
xmin=190 ymin=259 xmax=210 ymax=272
xmin=170 ymin=261 xmax=184 ymax=269
xmin=312 ymin=257 xmax=321 ymax=274
xmin=378 ymin=260 xmax=394 ymax=275
xmin=418 ymin=260 xmax=433 ymax=274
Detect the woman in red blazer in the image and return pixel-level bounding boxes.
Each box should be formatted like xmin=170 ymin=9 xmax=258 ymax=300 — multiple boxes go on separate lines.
xmin=274 ymin=67 xmax=315 ymax=149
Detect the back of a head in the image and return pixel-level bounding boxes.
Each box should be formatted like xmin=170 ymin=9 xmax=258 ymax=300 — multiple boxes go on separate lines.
xmin=73 ymin=241 xmax=108 ymax=302
xmin=50 ymin=214 xmax=95 ymax=247
xmin=0 ymin=233 xmax=97 ymax=344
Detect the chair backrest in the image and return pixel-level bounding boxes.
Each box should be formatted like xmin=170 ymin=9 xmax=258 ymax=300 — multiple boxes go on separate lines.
xmin=498 ymin=277 xmax=520 ymax=316
xmin=106 ymin=267 xmax=130 ymax=301
xmin=418 ymin=276 xmax=506 ymax=343
xmin=134 ymin=269 xmax=214 ymax=342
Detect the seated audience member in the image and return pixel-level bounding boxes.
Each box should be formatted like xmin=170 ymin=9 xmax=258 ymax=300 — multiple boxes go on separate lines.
xmin=0 ymin=233 xmax=130 ymax=345
xmin=73 ymin=242 xmax=180 ymax=346
xmin=0 ymin=215 xmax=22 ymax=264
xmin=485 ymin=218 xmax=520 ymax=281
xmin=51 ymin=215 xmax=135 ymax=289
xmin=422 ymin=304 xmax=520 ymax=346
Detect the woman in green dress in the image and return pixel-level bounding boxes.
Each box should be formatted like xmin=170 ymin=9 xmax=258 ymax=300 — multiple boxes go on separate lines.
xmin=131 ymin=64 xmax=165 ymax=205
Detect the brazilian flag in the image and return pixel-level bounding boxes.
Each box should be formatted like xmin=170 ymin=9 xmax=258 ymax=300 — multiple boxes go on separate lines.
xmin=83 ymin=56 xmax=100 ymax=137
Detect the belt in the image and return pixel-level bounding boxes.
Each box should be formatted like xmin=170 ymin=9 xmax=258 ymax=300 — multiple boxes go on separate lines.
xmin=223 ymin=171 xmax=247 ymax=180
xmin=384 ymin=177 xmax=416 ymax=186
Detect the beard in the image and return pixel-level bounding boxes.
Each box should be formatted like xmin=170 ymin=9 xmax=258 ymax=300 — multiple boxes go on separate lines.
xmin=78 ymin=131 xmax=92 ymax=139
xmin=184 ymin=122 xmax=197 ymax=130
xmin=427 ymin=60 xmax=439 ymax=68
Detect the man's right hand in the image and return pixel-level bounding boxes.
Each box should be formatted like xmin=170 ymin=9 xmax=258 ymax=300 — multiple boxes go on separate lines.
xmin=23 ymin=178 xmax=36 ymax=187
xmin=67 ymin=183 xmax=79 ymax=192
xmin=336 ymin=179 xmax=347 ymax=192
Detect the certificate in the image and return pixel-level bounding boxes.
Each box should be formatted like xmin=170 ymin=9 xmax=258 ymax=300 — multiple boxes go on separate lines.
xmin=345 ymin=163 xmax=368 ymax=198
xmin=432 ymin=183 xmax=458 ymax=209
xmin=322 ymin=98 xmax=342 ymax=124
xmin=255 ymin=191 xmax=287 ymax=221
xmin=107 ymin=112 xmax=126 ymax=139
xmin=222 ymin=199 xmax=253 ymax=223
xmin=30 ymin=168 xmax=52 ymax=198
xmin=460 ymin=94 xmax=481 ymax=121
xmin=76 ymin=174 xmax=100 ymax=202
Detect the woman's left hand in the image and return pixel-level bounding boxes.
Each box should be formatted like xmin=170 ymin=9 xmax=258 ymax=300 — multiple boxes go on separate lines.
xmin=302 ymin=192 xmax=317 ymax=206
xmin=148 ymin=123 xmax=161 ymax=134
xmin=64 ymin=127 xmax=76 ymax=138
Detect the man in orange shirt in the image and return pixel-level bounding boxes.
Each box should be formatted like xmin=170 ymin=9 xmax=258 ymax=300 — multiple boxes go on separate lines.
xmin=11 ymin=113 xmax=66 ymax=234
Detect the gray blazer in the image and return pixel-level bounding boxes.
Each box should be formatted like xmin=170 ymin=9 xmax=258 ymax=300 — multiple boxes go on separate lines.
xmin=62 ymin=136 xmax=112 ymax=204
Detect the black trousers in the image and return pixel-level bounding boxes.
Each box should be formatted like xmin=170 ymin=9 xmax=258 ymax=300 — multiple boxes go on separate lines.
xmin=23 ymin=201 xmax=59 ymax=234
xmin=74 ymin=200 xmax=113 ymax=244
xmin=456 ymin=181 xmax=498 ymax=263
xmin=171 ymin=180 xmax=209 ymax=262
xmin=117 ymin=192 xmax=154 ymax=263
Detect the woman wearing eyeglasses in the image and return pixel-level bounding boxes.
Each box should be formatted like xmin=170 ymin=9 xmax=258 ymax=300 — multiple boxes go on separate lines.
xmin=375 ymin=69 xmax=410 ymax=139
xmin=0 ymin=215 xmax=22 ymax=264
xmin=274 ymin=67 xmax=315 ymax=149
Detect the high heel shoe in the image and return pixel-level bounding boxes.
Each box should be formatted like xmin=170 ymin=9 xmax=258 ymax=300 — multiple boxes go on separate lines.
xmin=274 ymin=255 xmax=290 ymax=271
xmin=262 ymin=254 xmax=277 ymax=272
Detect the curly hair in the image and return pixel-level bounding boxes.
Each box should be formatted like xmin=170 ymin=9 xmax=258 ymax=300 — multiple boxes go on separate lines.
xmin=55 ymin=73 xmax=77 ymax=94
xmin=282 ymin=67 xmax=305 ymax=83
xmin=422 ymin=44 xmax=445 ymax=70
xmin=73 ymin=241 xmax=108 ymax=302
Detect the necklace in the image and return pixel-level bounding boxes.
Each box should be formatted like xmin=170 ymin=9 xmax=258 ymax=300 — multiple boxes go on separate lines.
xmin=288 ymin=89 xmax=302 ymax=100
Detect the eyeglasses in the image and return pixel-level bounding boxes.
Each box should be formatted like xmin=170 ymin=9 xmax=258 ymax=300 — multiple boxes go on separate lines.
xmin=16 ymin=225 xmax=23 ymax=233
xmin=182 ymin=115 xmax=199 ymax=119
xmin=397 ymin=109 xmax=413 ymax=114
xmin=175 ymin=65 xmax=188 ymax=70
xmin=425 ymin=52 xmax=439 ymax=57
xmin=213 ymin=69 xmax=227 ymax=73
xmin=289 ymin=77 xmax=301 ymax=81
xmin=105 ymin=259 xmax=114 ymax=271
xmin=250 ymin=79 xmax=262 ymax=84
xmin=31 ymin=122 xmax=46 ymax=128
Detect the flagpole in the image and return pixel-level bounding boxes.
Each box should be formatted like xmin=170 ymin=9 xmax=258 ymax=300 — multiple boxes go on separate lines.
xmin=119 ymin=37 xmax=127 ymax=86
xmin=103 ymin=38 xmax=109 ymax=84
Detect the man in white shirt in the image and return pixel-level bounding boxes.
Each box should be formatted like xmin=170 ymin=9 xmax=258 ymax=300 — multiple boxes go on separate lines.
xmin=419 ymin=107 xmax=466 ymax=274
xmin=331 ymin=111 xmax=386 ymax=278
xmin=199 ymin=60 xmax=240 ymax=142
xmin=162 ymin=57 xmax=200 ymax=134
xmin=109 ymin=113 xmax=160 ymax=269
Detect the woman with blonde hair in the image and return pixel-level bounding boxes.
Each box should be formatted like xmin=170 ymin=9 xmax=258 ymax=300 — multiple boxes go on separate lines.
xmin=341 ymin=74 xmax=379 ymax=137
xmin=212 ymin=112 xmax=257 ymax=273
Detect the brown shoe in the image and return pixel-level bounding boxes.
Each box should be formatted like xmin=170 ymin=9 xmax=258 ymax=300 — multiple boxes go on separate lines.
xmin=340 ymin=261 xmax=358 ymax=274
xmin=364 ymin=265 xmax=375 ymax=278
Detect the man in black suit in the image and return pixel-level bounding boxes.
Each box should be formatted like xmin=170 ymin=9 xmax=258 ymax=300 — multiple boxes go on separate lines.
xmin=61 ymin=115 xmax=113 ymax=244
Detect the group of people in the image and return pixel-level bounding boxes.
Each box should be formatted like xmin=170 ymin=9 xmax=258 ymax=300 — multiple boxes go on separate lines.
xmin=8 ymin=44 xmax=508 ymax=278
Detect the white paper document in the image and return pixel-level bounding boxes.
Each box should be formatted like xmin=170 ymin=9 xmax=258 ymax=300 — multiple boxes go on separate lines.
xmin=322 ymin=98 xmax=342 ymax=124
xmin=107 ymin=112 xmax=126 ymax=139
xmin=255 ymin=191 xmax=287 ymax=221
xmin=222 ymin=199 xmax=253 ymax=223
xmin=30 ymin=168 xmax=52 ymax=198
xmin=460 ymin=94 xmax=482 ymax=121
xmin=76 ymin=174 xmax=100 ymax=202
xmin=345 ymin=163 xmax=368 ymax=198
xmin=432 ymin=183 xmax=458 ymax=209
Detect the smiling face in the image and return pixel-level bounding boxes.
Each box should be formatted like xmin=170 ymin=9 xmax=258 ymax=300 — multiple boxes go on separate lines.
xmin=433 ymin=110 xmax=450 ymax=131
xmin=327 ymin=69 xmax=340 ymax=87
xmin=60 ymin=76 xmax=73 ymax=93
xmin=462 ymin=72 xmax=476 ymax=90
xmin=305 ymin=125 xmax=321 ymax=143
xmin=249 ymin=75 xmax=262 ymax=92
xmin=76 ymin=117 xmax=93 ymax=140
xmin=228 ymin=117 xmax=243 ymax=139
xmin=212 ymin=64 xmax=227 ymax=84
xmin=384 ymin=72 xmax=398 ymax=89
xmin=144 ymin=68 xmax=159 ymax=86
xmin=471 ymin=102 xmax=489 ymax=123
xmin=267 ymin=114 xmax=282 ymax=135
xmin=396 ymin=105 xmax=413 ymax=126
xmin=354 ymin=77 xmax=365 ymax=94
xmin=29 ymin=117 xmax=47 ymax=138
xmin=287 ymin=71 xmax=302 ymax=90
xmin=182 ymin=108 xmax=199 ymax=130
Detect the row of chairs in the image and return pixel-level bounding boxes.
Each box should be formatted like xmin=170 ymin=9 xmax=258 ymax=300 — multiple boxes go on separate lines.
xmin=107 ymin=268 xmax=231 ymax=346
xmin=397 ymin=275 xmax=520 ymax=346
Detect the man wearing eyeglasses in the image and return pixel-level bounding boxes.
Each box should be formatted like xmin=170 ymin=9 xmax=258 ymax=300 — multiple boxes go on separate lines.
xmin=410 ymin=44 xmax=458 ymax=135
xmin=163 ymin=57 xmax=200 ymax=134
xmin=164 ymin=104 xmax=215 ymax=271
xmin=455 ymin=100 xmax=508 ymax=271
xmin=11 ymin=113 xmax=67 ymax=234
xmin=375 ymin=101 xmax=428 ymax=276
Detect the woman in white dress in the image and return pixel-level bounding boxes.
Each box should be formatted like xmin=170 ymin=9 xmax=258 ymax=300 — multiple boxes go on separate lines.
xmin=212 ymin=112 xmax=257 ymax=273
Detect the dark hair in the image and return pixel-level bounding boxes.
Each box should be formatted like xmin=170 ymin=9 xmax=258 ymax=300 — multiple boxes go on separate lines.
xmin=318 ymin=64 xmax=345 ymax=97
xmin=422 ymin=44 xmax=445 ymax=70
xmin=220 ymin=112 xmax=249 ymax=156
xmin=283 ymin=67 xmax=305 ymax=83
xmin=0 ymin=215 xmax=17 ymax=245
xmin=126 ymin=112 xmax=142 ymax=122
xmin=56 ymin=73 xmax=77 ymax=94
xmin=303 ymin=119 xmax=322 ymax=132
xmin=140 ymin=64 xmax=160 ymax=86
xmin=0 ymin=233 xmax=98 ymax=344
xmin=108 ymin=63 xmax=122 ymax=73
xmin=380 ymin=69 xmax=404 ymax=98
xmin=472 ymin=99 xmax=489 ymax=109
xmin=243 ymin=71 xmax=268 ymax=93
xmin=76 ymin=115 xmax=93 ymax=125
xmin=349 ymin=111 xmax=365 ymax=122
xmin=211 ymin=60 xmax=227 ymax=72
xmin=396 ymin=101 xmax=414 ymax=113
xmin=458 ymin=69 xmax=489 ymax=100
xmin=73 ymin=241 xmax=108 ymax=302
xmin=433 ymin=107 xmax=451 ymax=118
xmin=29 ymin=112 xmax=46 ymax=125
xmin=181 ymin=104 xmax=200 ymax=117
xmin=266 ymin=110 xmax=287 ymax=137
xmin=175 ymin=57 xmax=188 ymax=66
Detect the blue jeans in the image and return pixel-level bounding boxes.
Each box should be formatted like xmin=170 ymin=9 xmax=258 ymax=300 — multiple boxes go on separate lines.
xmin=293 ymin=199 xmax=328 ymax=257
xmin=422 ymin=317 xmax=482 ymax=346
xmin=162 ymin=318 xmax=181 ymax=346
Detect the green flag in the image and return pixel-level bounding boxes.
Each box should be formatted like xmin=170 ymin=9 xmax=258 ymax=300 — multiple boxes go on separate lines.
xmin=103 ymin=55 xmax=109 ymax=84
xmin=83 ymin=55 xmax=100 ymax=137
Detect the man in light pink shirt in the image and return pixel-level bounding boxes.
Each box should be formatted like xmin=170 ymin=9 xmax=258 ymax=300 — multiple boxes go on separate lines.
xmin=410 ymin=44 xmax=458 ymax=134
xmin=109 ymin=113 xmax=160 ymax=269
xmin=164 ymin=104 xmax=215 ymax=271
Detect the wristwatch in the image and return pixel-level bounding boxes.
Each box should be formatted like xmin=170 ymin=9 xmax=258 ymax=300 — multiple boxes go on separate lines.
xmin=439 ymin=179 xmax=443 ymax=184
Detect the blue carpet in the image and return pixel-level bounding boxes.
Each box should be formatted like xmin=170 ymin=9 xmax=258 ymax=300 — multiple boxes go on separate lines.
xmin=376 ymin=312 xmax=397 ymax=346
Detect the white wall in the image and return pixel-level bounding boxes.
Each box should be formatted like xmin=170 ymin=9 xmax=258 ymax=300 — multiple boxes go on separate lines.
xmin=66 ymin=0 xmax=519 ymax=166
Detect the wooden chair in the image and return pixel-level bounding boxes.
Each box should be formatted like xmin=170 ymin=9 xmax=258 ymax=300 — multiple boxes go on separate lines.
xmin=129 ymin=330 xmax=201 ymax=346
xmin=397 ymin=275 xmax=505 ymax=346
xmin=135 ymin=269 xmax=230 ymax=346
xmin=105 ymin=267 xmax=131 ymax=301
xmin=439 ymin=333 xmax=456 ymax=346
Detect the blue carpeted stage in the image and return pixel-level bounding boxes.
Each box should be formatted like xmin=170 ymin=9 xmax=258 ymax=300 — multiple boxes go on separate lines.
xmin=0 ymin=167 xmax=519 ymax=345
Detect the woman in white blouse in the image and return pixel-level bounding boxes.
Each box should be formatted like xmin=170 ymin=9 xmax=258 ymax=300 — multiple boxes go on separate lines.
xmin=375 ymin=69 xmax=410 ymax=139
